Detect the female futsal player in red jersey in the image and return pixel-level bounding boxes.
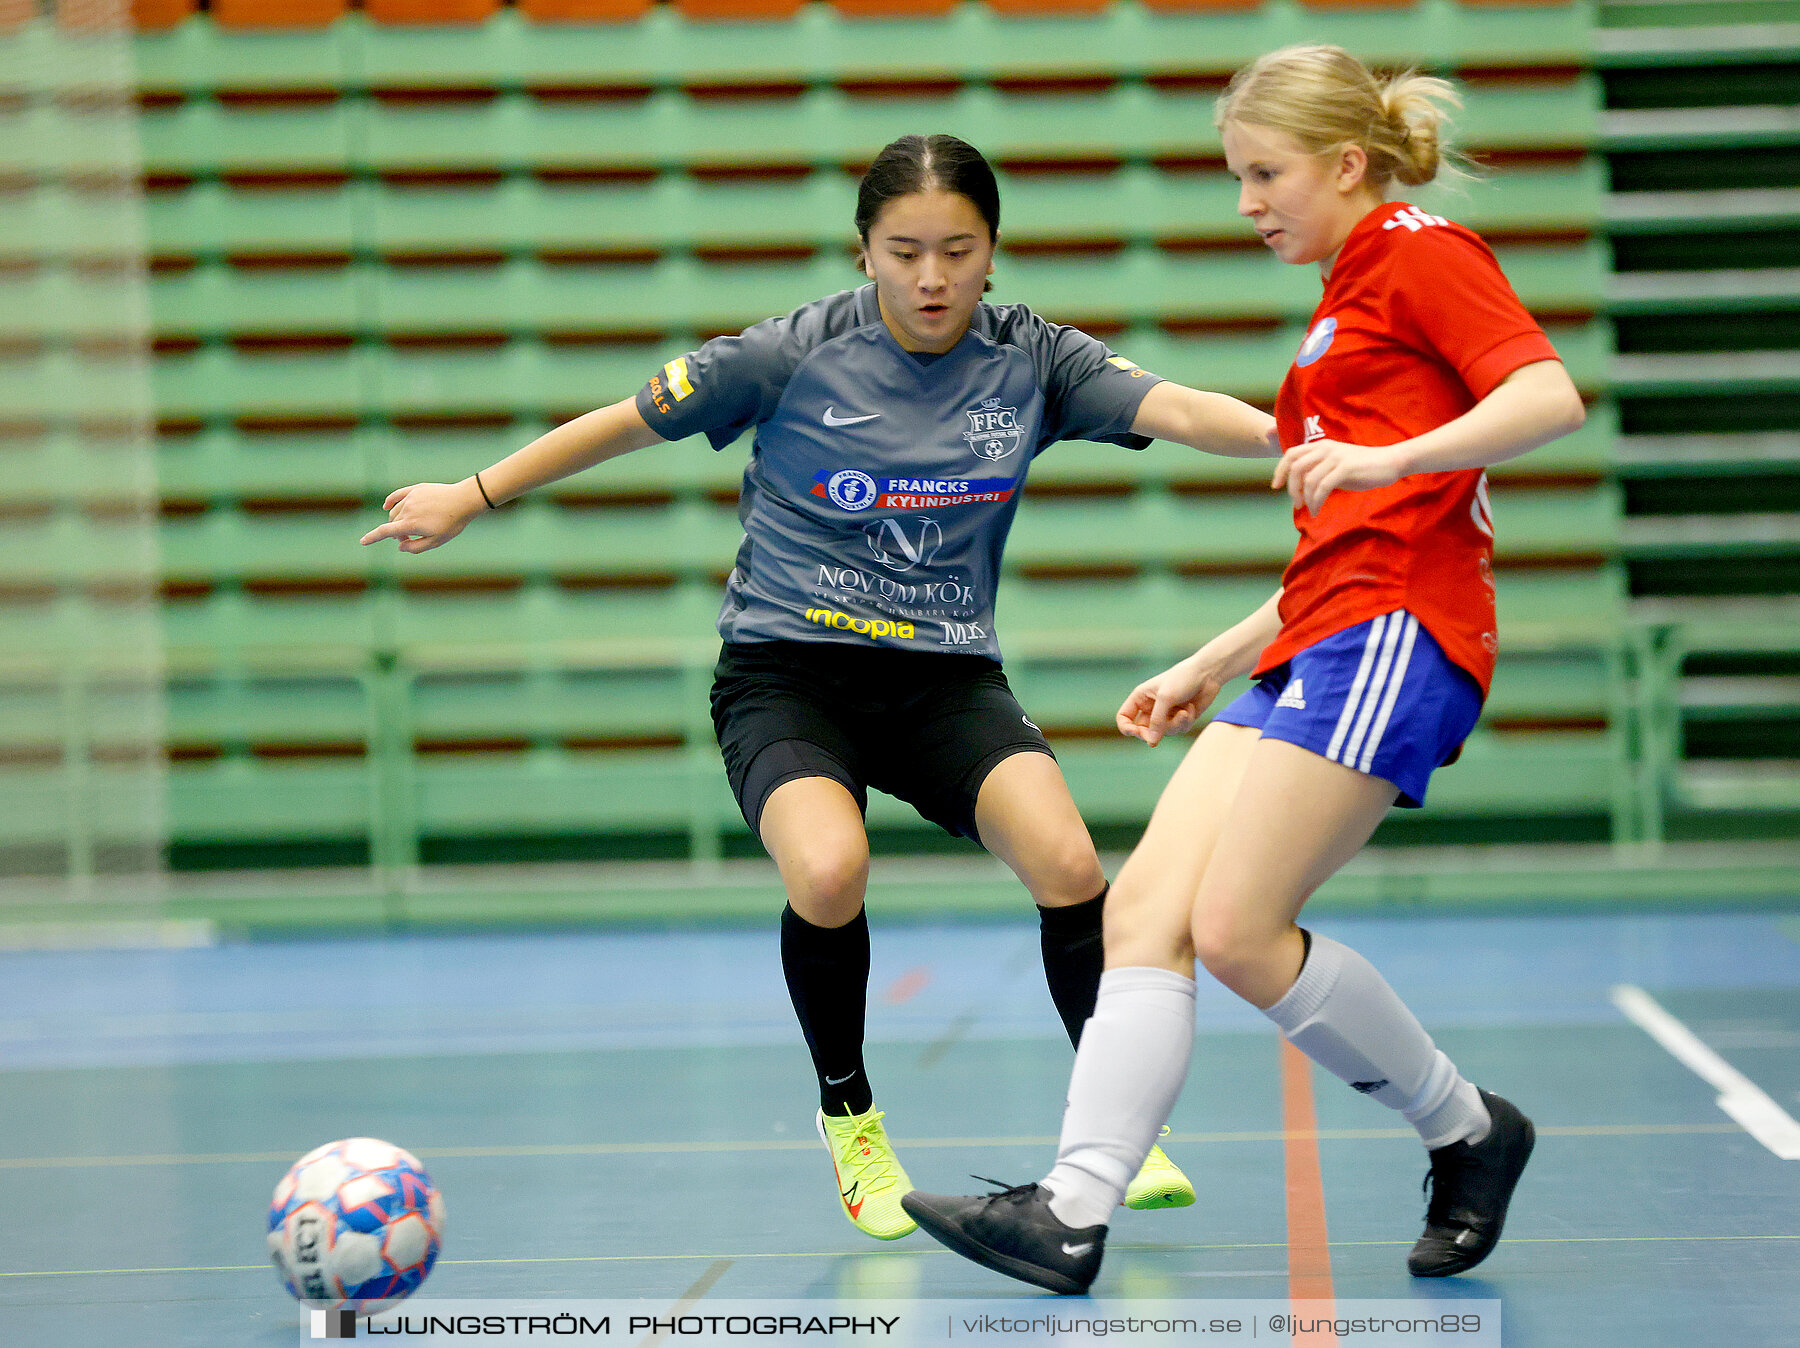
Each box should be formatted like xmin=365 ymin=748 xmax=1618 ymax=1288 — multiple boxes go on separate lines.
xmin=902 ymin=45 xmax=1588 ymax=1293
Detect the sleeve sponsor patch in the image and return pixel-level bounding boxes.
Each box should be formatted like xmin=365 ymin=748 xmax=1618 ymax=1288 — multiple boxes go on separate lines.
xmin=663 ymin=357 xmax=694 ymax=401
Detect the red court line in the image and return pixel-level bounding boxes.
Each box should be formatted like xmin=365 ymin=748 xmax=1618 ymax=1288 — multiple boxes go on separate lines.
xmin=882 ymin=965 xmax=932 ymax=1005
xmin=1281 ymin=1037 xmax=1339 ymax=1348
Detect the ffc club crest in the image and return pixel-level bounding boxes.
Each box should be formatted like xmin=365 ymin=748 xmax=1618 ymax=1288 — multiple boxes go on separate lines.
xmin=963 ymin=399 xmax=1023 ymax=461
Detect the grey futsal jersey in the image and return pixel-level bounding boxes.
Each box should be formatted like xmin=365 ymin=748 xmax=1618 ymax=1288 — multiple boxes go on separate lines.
xmin=635 ymin=284 xmax=1163 ymax=660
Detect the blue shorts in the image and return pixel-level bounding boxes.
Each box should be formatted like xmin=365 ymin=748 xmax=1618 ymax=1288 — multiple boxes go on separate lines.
xmin=1213 ymin=610 xmax=1482 ymax=807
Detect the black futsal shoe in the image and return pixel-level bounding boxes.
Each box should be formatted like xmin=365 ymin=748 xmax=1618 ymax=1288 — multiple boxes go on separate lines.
xmin=1408 ymin=1089 xmax=1536 ymax=1277
xmin=902 ymin=1180 xmax=1106 ymax=1295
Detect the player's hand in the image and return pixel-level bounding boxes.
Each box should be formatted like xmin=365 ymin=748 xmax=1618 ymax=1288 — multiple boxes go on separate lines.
xmin=1116 ymin=654 xmax=1228 ymax=747
xmin=1271 ymin=439 xmax=1408 ymax=515
xmin=359 ymin=481 xmax=484 ymax=553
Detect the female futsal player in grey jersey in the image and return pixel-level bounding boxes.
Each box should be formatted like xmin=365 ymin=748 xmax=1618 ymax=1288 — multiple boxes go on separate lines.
xmin=363 ymin=134 xmax=1279 ymax=1243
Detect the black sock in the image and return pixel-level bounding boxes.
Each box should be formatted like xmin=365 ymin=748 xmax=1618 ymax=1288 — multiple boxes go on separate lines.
xmin=1037 ymin=884 xmax=1108 ymax=1049
xmin=780 ymin=903 xmax=873 ymax=1116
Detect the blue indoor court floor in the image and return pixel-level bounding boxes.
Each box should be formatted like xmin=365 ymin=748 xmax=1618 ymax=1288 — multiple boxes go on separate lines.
xmin=2 ymin=907 xmax=1798 ymax=1347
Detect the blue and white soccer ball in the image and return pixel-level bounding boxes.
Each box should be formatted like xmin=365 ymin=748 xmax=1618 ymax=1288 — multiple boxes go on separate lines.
xmin=268 ymin=1137 xmax=446 ymax=1313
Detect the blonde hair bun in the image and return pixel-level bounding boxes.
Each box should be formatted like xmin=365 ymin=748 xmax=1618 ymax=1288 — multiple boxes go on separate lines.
xmin=1215 ymin=44 xmax=1465 ymax=192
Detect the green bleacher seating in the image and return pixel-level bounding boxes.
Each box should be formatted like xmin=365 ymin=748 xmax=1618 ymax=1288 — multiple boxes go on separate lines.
xmin=144 ymin=181 xmax=359 ymax=260
xmin=139 ymin=102 xmax=356 ymax=179
xmin=134 ymin=164 xmax=1603 ymax=266
xmin=152 ymin=346 xmax=366 ymax=422
xmin=117 ymin=2 xmax=1620 ymax=868
xmin=142 ymin=250 xmax=1607 ymax=345
xmin=169 ymin=757 xmax=375 ymax=841
xmin=1625 ymin=598 xmax=1800 ymax=830
xmin=155 ymin=427 xmax=372 ymax=499
xmin=142 ymin=318 xmax=1612 ymax=427
xmin=152 ymin=466 xmax=1617 ymax=589
xmin=152 ymin=267 xmax=363 ymax=338
xmin=136 ymin=81 xmax=1598 ymax=181
xmin=131 ymin=5 xmax=1591 ymax=89
xmin=162 ymin=591 xmax=383 ymax=656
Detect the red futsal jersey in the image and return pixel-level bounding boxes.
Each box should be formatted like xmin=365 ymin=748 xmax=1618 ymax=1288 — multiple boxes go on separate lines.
xmin=1261 ymin=201 xmax=1562 ymax=697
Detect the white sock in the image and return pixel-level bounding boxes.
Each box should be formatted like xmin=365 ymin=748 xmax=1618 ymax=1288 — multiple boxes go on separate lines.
xmin=1264 ymin=933 xmax=1491 ymax=1151
xmin=1042 ymin=966 xmax=1196 ymax=1229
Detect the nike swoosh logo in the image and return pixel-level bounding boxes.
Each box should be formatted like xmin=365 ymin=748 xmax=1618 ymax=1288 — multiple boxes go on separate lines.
xmin=1061 ymin=1242 xmax=1094 ymax=1256
xmin=824 ymin=1071 xmax=857 ymax=1085
xmin=826 ymin=1150 xmax=866 ymax=1219
xmin=823 ymin=407 xmax=881 ymax=427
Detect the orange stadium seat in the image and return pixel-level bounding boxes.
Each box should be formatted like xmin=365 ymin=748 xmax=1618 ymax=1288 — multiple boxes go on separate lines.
xmin=130 ymin=0 xmax=196 ymax=27
xmin=984 ymin=0 xmax=1112 ymax=13
xmin=827 ymin=0 xmax=957 ymax=15
xmin=671 ymin=0 xmax=806 ymax=19
xmin=211 ymin=0 xmax=347 ymax=27
xmin=365 ymin=0 xmax=502 ymax=22
xmin=1135 ymin=0 xmax=1262 ymax=10
xmin=518 ymin=0 xmax=651 ymax=19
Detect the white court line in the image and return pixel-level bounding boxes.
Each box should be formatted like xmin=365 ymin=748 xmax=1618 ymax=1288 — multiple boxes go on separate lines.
xmin=1611 ymin=984 xmax=1800 ymax=1160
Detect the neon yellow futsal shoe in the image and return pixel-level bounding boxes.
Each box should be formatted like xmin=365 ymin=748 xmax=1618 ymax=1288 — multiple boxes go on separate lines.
xmin=1125 ymin=1126 xmax=1196 ymax=1210
xmin=816 ymin=1106 xmax=916 ymax=1240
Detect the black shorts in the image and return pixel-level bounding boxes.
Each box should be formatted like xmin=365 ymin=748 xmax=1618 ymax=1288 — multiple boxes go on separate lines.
xmin=710 ymin=640 xmax=1056 ymax=841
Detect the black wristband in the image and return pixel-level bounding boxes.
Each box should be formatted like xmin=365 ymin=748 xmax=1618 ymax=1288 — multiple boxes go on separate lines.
xmin=474 ymin=471 xmax=497 ymax=510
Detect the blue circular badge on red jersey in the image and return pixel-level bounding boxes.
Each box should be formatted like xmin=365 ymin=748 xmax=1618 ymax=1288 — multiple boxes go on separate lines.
xmin=1296 ymin=316 xmax=1337 ymax=368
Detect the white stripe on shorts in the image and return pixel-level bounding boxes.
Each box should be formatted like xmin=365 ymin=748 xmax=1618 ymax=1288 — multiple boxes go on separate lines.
xmin=1339 ymin=612 xmax=1406 ymax=768
xmin=1358 ymin=613 xmax=1419 ymax=772
xmin=1325 ymin=613 xmax=1389 ymax=763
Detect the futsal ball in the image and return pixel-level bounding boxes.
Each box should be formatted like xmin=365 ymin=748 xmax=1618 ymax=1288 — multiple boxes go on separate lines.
xmin=267 ymin=1137 xmax=446 ymax=1314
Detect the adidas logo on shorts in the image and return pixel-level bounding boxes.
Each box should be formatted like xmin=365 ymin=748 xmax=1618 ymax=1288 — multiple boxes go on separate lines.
xmin=1276 ymin=679 xmax=1307 ymax=711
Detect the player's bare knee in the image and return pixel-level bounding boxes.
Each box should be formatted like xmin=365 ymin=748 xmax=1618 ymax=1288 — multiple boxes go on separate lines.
xmin=1026 ymin=839 xmax=1106 ymax=908
xmin=780 ymin=843 xmax=869 ymax=923
xmin=1101 ymin=879 xmax=1193 ymax=968
xmin=1106 ymin=925 xmax=1193 ymax=971
xmin=1191 ymin=909 xmax=1275 ymax=997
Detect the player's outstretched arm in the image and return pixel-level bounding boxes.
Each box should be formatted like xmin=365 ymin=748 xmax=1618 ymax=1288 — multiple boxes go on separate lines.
xmin=1118 ymin=589 xmax=1284 ymax=746
xmin=1274 ymin=359 xmax=1585 ymax=515
xmin=1130 ymin=380 xmax=1281 ymax=459
xmin=360 ymin=397 xmax=665 ymax=553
